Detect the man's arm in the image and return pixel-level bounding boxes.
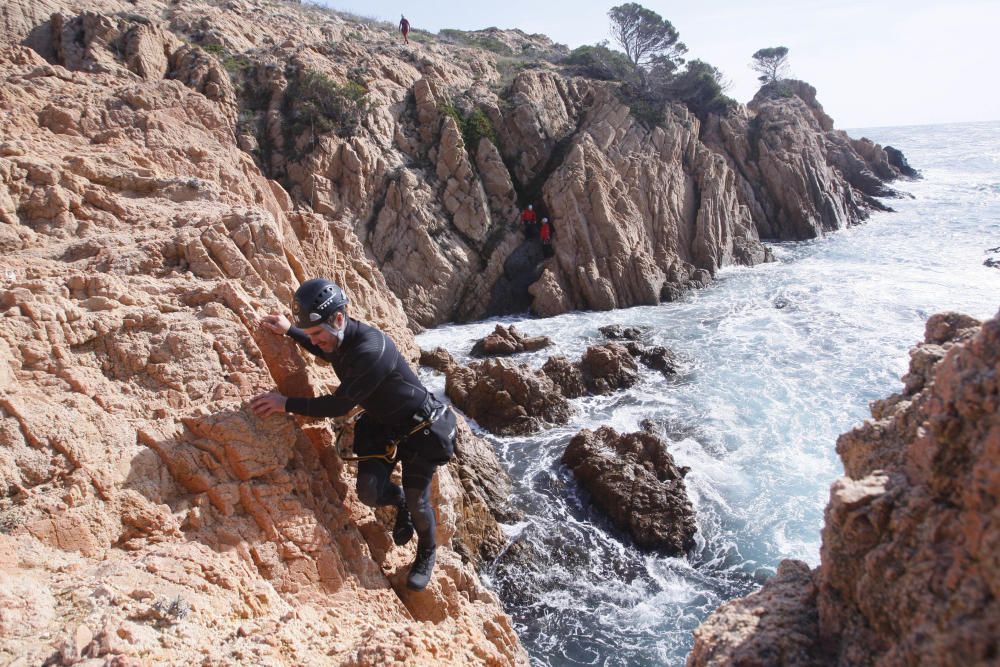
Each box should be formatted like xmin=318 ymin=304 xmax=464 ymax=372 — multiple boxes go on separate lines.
xmin=285 ymin=330 xmax=398 ymax=418
xmin=286 ymin=326 xmax=326 ymax=358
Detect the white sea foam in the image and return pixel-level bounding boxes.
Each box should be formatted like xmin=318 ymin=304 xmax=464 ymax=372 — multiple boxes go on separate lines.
xmin=416 ymin=120 xmax=1000 ymax=665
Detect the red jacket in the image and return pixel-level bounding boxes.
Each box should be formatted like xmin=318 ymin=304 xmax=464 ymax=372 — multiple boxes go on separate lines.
xmin=521 ymin=209 xmax=536 ymax=223
xmin=540 ymin=223 xmax=551 ymax=242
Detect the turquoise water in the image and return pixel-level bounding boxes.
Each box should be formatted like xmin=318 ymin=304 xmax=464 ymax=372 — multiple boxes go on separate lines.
xmin=416 ymin=121 xmax=1000 ymax=665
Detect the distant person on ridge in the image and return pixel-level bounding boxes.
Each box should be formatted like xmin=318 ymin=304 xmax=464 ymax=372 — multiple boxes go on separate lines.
xmin=250 ymin=279 xmax=456 ymax=592
xmin=399 ymin=15 xmax=410 ymax=44
xmin=521 ymin=204 xmax=537 ymax=239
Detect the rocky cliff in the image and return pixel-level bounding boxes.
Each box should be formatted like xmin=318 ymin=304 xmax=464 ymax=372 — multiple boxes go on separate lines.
xmin=0 ymin=6 xmax=526 ymax=663
xmin=4 ymin=0 xmax=910 ymax=328
xmin=688 ymin=310 xmax=1000 ymax=666
xmin=703 ymin=80 xmax=912 ymax=240
xmin=0 ymin=0 xmax=920 ymax=663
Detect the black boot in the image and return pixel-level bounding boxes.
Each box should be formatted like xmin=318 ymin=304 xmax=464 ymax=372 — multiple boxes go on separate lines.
xmin=392 ymin=503 xmax=415 ymax=546
xmin=406 ymin=545 xmax=436 ymax=591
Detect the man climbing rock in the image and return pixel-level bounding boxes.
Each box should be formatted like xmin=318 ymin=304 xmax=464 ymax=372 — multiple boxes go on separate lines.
xmin=399 ymin=15 xmax=410 ymax=44
xmin=250 ymin=279 xmax=455 ymax=591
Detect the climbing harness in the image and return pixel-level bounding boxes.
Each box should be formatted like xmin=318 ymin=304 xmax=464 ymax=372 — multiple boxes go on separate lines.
xmin=335 ymin=402 xmax=449 ymax=463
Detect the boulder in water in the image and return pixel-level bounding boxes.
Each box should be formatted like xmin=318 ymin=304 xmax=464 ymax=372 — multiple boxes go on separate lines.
xmin=542 ymin=343 xmax=639 ymax=397
xmin=562 ymin=426 xmax=696 ymax=555
xmin=623 ymin=342 xmax=679 ymax=377
xmin=470 ymin=324 xmax=552 ymax=357
xmin=419 ymin=346 xmax=458 ymax=373
xmin=445 ymin=358 xmax=573 ymax=435
xmin=598 ymin=324 xmax=648 ymax=341
xmin=885 ymin=145 xmax=920 ymax=179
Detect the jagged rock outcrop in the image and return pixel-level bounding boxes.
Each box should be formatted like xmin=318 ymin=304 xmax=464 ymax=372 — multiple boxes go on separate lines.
xmin=703 ymin=80 xmax=916 ymax=241
xmin=4 ymin=1 xmax=911 ymax=326
xmin=542 ymin=343 xmax=640 ymax=398
xmin=985 ymin=246 xmax=1000 ymax=270
xmin=562 ymin=426 xmax=696 ymax=554
xmin=470 ymin=324 xmax=552 ymax=357
xmin=0 ymin=0 xmax=922 ymax=661
xmin=510 ymin=77 xmax=772 ymax=315
xmin=0 ymin=32 xmax=526 ymax=666
xmin=599 ymin=324 xmax=680 ymax=376
xmin=450 ymin=419 xmax=520 ymax=566
xmin=445 ymin=359 xmax=574 ymax=436
xmin=420 ymin=345 xmax=459 ymax=373
xmin=689 ymin=309 xmax=1000 ymax=666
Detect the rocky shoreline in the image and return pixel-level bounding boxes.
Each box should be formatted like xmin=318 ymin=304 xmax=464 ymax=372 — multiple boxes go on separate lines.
xmin=687 ymin=311 xmax=1000 ymax=666
xmin=0 ymin=0 xmax=948 ymax=664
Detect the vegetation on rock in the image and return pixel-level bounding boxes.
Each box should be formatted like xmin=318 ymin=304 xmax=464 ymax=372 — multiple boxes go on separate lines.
xmin=751 ymin=46 xmax=791 ymax=84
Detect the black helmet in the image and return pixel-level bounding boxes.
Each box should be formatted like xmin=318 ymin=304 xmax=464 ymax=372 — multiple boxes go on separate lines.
xmin=292 ymin=279 xmax=349 ymax=328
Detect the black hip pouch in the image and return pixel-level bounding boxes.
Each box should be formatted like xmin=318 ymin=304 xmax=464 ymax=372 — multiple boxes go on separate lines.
xmin=406 ymin=398 xmax=456 ymax=464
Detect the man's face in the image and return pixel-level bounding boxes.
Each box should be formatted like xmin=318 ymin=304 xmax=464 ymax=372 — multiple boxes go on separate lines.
xmin=302 ymin=312 xmax=345 ymax=352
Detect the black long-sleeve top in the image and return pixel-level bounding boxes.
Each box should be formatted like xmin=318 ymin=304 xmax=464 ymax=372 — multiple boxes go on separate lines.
xmin=283 ymin=318 xmax=428 ymax=426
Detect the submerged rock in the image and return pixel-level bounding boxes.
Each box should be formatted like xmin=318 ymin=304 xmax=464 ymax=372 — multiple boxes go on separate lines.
xmin=597 ymin=326 xmax=680 ymax=377
xmin=598 ymin=324 xmax=649 ymax=341
xmin=470 ymin=324 xmax=552 ymax=357
xmin=690 ymin=309 xmax=1000 ymax=666
xmin=985 ymin=246 xmax=1000 ymax=270
xmin=623 ymin=342 xmax=680 ymax=377
xmin=562 ymin=426 xmax=696 ymax=555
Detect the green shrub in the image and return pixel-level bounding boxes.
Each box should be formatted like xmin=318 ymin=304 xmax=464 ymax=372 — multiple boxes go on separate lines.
xmin=663 ymin=60 xmax=736 ymax=118
xmin=222 ymin=54 xmax=252 ymax=75
xmin=463 ymin=108 xmax=496 ymax=148
xmin=287 ymin=70 xmax=370 ymax=139
xmin=563 ymin=44 xmax=636 ymax=82
xmin=409 ymin=30 xmax=434 ymax=44
xmin=438 ymin=103 xmax=497 ymax=151
xmin=201 ymin=43 xmax=226 ymax=56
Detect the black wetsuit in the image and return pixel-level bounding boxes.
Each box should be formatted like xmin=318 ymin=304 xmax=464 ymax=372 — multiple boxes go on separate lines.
xmin=284 ymin=318 xmax=439 ymax=549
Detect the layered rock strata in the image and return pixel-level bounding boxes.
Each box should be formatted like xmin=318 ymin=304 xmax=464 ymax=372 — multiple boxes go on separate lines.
xmin=562 ymin=426 xmax=696 ymax=554
xmin=689 ymin=310 xmax=1000 ymax=666
xmin=0 ymin=33 xmax=526 ymax=667
xmin=2 ymin=0 xmax=912 ymax=325
xmin=703 ymin=80 xmax=916 ymax=240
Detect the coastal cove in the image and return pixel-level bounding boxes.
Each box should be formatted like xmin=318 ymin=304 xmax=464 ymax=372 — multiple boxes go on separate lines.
xmin=415 ymin=120 xmax=1000 ymax=665
xmin=1 ymin=0 xmax=997 ymax=660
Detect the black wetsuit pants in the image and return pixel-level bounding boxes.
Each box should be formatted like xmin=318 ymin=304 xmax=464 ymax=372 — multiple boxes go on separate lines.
xmin=356 ymin=454 xmax=438 ymax=549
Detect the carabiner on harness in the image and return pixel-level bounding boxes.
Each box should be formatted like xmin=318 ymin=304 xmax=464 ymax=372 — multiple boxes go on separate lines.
xmin=336 ymin=409 xmax=434 ymax=464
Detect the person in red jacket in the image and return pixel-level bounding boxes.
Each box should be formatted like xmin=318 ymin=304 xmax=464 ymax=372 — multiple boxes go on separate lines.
xmin=540 ymin=217 xmax=554 ymax=257
xmin=399 ymin=15 xmax=410 ymax=44
xmin=521 ymin=204 xmax=537 ymax=238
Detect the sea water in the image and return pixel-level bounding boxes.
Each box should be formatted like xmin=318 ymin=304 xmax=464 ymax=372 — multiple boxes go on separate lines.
xmin=415 ymin=120 xmax=1000 ymax=666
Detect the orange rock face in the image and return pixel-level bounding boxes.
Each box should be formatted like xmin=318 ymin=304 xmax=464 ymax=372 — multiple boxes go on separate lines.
xmin=0 ymin=9 xmax=525 ymax=662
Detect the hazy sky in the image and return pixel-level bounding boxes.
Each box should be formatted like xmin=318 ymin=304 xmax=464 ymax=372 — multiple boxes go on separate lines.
xmin=319 ymin=0 xmax=1000 ymax=129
